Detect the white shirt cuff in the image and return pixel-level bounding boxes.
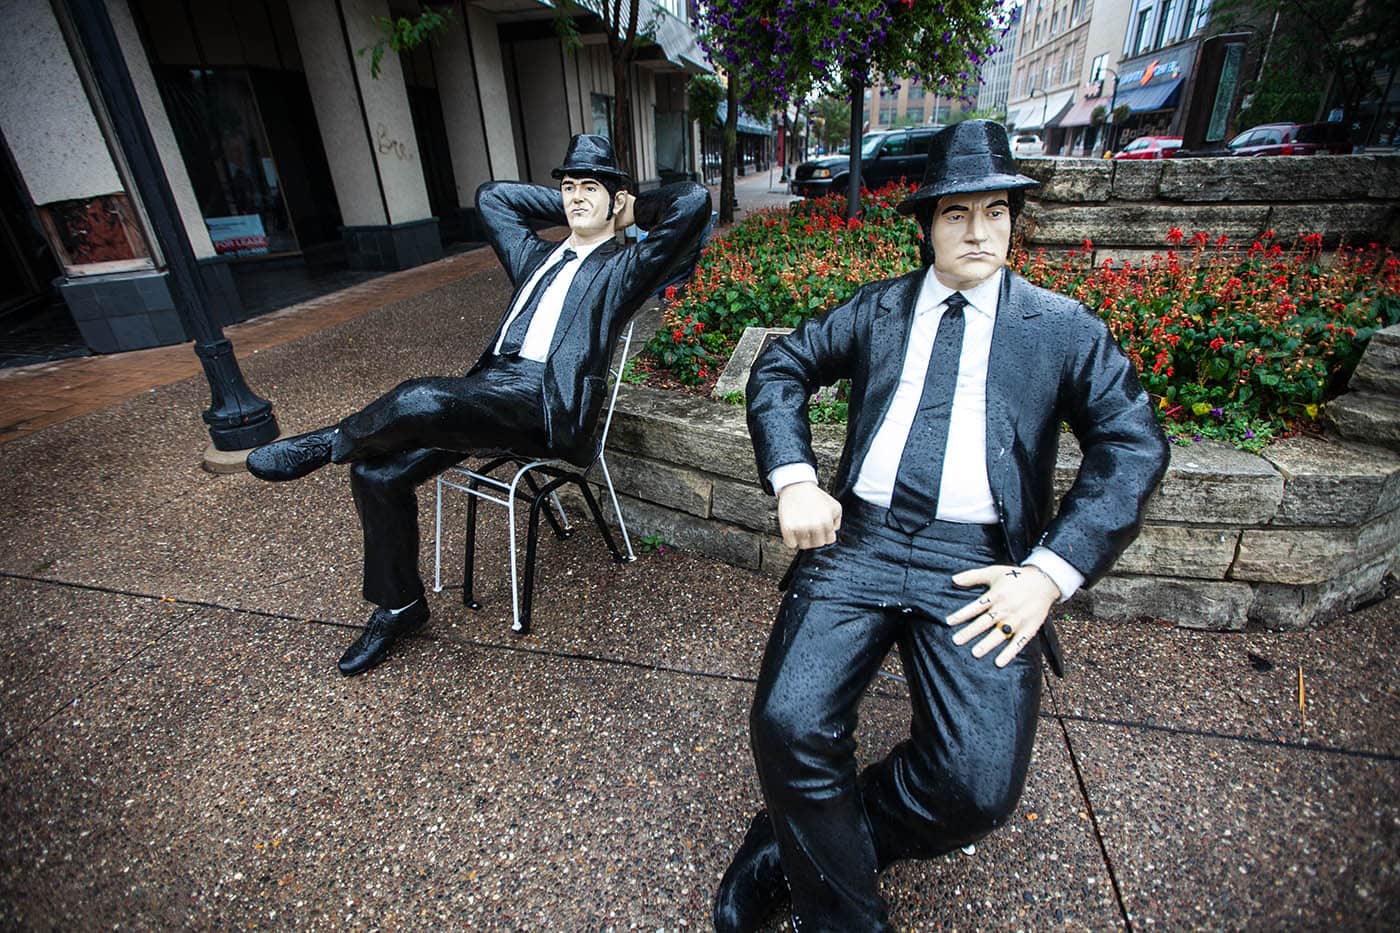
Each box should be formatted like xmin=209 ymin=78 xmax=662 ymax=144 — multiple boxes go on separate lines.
xmin=768 ymin=463 xmax=819 ymax=496
xmin=1024 ymin=547 xmax=1085 ymax=602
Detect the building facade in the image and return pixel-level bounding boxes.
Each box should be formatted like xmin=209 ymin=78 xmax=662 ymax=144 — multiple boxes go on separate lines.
xmin=975 ymin=9 xmax=1021 ymax=120
xmin=1107 ymin=0 xmax=1217 ymax=148
xmin=0 ymin=0 xmax=708 ymax=358
xmin=1053 ymin=0 xmax=1134 ymax=155
xmin=1005 ymin=0 xmax=1091 ymax=152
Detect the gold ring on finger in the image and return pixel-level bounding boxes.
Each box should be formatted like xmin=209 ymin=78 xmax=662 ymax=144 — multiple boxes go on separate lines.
xmin=1000 ymin=622 xmax=1015 ymax=639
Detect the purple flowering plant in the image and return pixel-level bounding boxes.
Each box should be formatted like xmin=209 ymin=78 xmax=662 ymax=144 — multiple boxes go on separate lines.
xmin=692 ymin=0 xmax=1010 ymax=118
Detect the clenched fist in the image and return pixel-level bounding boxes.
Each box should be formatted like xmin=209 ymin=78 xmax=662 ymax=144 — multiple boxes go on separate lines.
xmin=777 ymin=482 xmax=843 ymax=550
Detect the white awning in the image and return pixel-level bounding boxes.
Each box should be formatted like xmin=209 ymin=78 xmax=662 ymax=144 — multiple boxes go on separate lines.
xmin=1008 ymin=89 xmax=1075 ymax=131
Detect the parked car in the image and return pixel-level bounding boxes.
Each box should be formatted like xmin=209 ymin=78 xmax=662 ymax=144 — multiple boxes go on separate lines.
xmin=1011 ymin=133 xmax=1044 ymax=157
xmin=1223 ymin=122 xmax=1352 ymax=156
xmin=790 ymin=127 xmax=939 ymax=198
xmin=1111 ymin=135 xmax=1183 ymax=160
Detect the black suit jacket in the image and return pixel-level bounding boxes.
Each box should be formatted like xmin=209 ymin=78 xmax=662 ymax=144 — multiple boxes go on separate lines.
xmin=747 ymin=268 xmax=1170 ymax=672
xmin=471 ymin=180 xmax=712 ymax=465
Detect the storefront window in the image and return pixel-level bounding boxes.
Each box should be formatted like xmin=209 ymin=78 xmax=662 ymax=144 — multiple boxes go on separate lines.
xmin=163 ymin=69 xmax=296 ymax=258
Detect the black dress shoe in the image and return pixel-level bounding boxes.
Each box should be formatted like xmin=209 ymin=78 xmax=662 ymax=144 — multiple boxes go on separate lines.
xmin=714 ymin=810 xmax=788 ymax=933
xmin=246 ymin=427 xmax=340 ymax=481
xmin=337 ymin=601 xmax=429 ymax=676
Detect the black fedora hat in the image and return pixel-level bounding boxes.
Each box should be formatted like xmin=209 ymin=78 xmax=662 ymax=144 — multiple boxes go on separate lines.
xmin=896 ymin=120 xmax=1038 ymax=215
xmin=552 ymin=134 xmax=630 ymax=184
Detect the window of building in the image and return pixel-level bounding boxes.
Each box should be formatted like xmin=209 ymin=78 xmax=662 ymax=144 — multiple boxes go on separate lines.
xmin=1071 ymin=0 xmax=1087 ymax=24
xmin=1133 ymin=8 xmax=1152 ymax=55
xmin=1043 ymin=62 xmax=1055 ymax=88
xmin=1154 ymin=0 xmax=1176 ymax=48
xmin=879 ymin=106 xmax=896 ymax=124
xmin=1181 ymin=0 xmax=1201 ymax=37
xmin=591 ymin=93 xmax=613 ymax=138
xmin=1051 ymin=9 xmax=1060 ymax=34
xmin=908 ymin=84 xmax=925 ymax=99
xmin=1089 ymin=52 xmax=1108 ymax=83
xmin=1061 ymin=51 xmax=1076 ymax=84
xmin=905 ymin=107 xmax=924 ymax=123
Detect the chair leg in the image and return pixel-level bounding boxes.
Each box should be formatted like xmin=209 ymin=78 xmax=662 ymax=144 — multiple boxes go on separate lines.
xmin=433 ymin=475 xmax=444 ymax=593
xmin=521 ymin=488 xmax=558 ymax=635
xmin=596 ymin=455 xmax=636 ymax=561
xmin=574 ymin=478 xmax=626 ymax=564
xmin=462 ymin=480 xmax=482 ymax=610
xmin=524 ymin=470 xmax=570 ymax=540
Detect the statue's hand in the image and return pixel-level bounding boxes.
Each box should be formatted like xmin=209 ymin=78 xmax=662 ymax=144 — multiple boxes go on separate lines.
xmin=946 ymin=564 xmax=1061 ymax=668
xmin=777 ymin=482 xmax=842 ymax=550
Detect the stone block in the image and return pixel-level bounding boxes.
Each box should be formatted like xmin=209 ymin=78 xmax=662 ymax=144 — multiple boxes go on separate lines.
xmin=1261 ymin=436 xmax=1400 ymax=526
xmin=1023 ymin=203 xmax=1271 ymax=248
xmin=612 ymin=386 xmax=845 ymax=484
xmin=1113 ymin=524 xmax=1241 ymax=580
xmin=1109 ymin=161 xmax=1163 ymax=201
xmin=712 ymin=477 xmax=779 ymax=534
xmin=1266 ymin=201 xmax=1399 ymax=246
xmin=1158 ymin=156 xmax=1373 ymax=202
xmin=760 ymin=536 xmax=799 ymax=579
xmin=1146 ymin=439 xmax=1283 ymax=525
xmin=1247 ymin=554 xmax=1395 ymax=631
xmin=611 ymin=386 xmax=758 ymax=482
xmin=604 ymin=450 xmax=712 ymax=518
xmin=1232 ymin=506 xmax=1400 ymax=584
xmin=1349 ymin=323 xmax=1400 ymax=396
xmin=1020 ymin=160 xmax=1112 ymax=202
xmin=711 ymin=326 xmax=792 ymax=400
xmin=1367 ymin=154 xmax=1400 ymax=200
xmin=610 ymin=493 xmax=762 ymax=570
xmin=1086 ymin=574 xmax=1255 ymax=630
xmin=1325 ymin=392 xmax=1400 ymax=451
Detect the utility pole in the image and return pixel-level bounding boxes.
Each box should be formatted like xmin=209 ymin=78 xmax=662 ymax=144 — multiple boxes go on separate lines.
xmin=64 ymin=0 xmax=279 ymax=466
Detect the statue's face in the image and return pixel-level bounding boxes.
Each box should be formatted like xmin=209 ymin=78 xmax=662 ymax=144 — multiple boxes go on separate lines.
xmin=559 ymin=174 xmax=621 ymax=237
xmin=929 ymin=189 xmax=1012 ymax=290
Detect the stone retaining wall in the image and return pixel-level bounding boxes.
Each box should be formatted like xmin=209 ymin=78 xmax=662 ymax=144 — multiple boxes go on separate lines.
xmin=1018 ymin=153 xmax=1400 ymax=255
xmin=594 ymin=385 xmax=1400 ymax=631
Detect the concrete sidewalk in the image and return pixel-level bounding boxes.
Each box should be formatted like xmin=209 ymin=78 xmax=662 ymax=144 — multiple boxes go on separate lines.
xmin=1 ymin=176 xmax=1397 ymax=930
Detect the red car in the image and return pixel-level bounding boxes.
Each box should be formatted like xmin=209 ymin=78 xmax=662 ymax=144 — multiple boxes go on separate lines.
xmin=1112 ymin=135 xmax=1183 ymax=160
xmin=1225 ymin=122 xmax=1352 ymax=156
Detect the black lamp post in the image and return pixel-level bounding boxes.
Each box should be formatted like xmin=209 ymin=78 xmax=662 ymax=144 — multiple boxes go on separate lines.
xmin=1102 ymin=67 xmax=1120 ymax=155
xmin=64 ymin=0 xmax=279 ymax=456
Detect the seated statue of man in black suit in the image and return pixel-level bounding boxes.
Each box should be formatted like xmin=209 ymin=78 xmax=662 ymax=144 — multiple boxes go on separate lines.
xmin=713 ymin=120 xmax=1169 ymax=930
xmin=247 ymin=135 xmax=711 ymax=676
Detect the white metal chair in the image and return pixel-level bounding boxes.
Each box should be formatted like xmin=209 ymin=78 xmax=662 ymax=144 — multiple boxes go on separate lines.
xmin=431 ymin=322 xmax=636 ymax=634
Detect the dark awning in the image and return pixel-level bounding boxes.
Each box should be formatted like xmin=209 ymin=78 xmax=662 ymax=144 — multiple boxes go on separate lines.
xmin=716 ymin=101 xmax=771 ymax=136
xmin=1113 ymin=78 xmax=1184 ymax=113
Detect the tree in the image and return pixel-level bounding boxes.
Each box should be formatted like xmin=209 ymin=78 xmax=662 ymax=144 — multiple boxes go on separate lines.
xmin=694 ymin=0 xmax=1008 ymax=216
xmin=553 ymin=0 xmax=657 ymax=180
xmin=1213 ymin=0 xmax=1400 ymax=132
xmin=812 ymin=96 xmax=852 ymax=151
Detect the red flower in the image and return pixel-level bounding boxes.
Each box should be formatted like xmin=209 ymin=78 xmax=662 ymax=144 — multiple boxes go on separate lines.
xmin=1209 ymin=336 xmax=1226 ymax=351
xmin=1166 ymin=227 xmax=1184 ymax=245
xmin=664 ymin=285 xmax=678 ymax=301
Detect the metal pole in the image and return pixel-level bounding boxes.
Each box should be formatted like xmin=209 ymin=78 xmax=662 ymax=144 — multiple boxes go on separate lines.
xmin=846 ymin=74 xmax=864 ymax=219
xmin=64 ymin=0 xmax=278 ymax=453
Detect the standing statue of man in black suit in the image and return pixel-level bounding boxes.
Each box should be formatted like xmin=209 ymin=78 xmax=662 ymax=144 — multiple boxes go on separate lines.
xmin=247 ymin=135 xmax=711 ymax=676
xmin=713 ymin=121 xmax=1169 ymax=931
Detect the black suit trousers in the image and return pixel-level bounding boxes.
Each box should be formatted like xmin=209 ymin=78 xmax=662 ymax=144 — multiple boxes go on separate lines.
xmin=751 ymin=499 xmax=1043 ymax=930
xmin=334 ymin=359 xmax=549 ymax=608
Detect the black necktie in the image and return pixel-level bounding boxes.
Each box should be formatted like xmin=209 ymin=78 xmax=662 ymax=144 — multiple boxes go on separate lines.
xmin=498 ymin=248 xmax=577 ymax=355
xmin=888 ymin=291 xmax=969 ymax=534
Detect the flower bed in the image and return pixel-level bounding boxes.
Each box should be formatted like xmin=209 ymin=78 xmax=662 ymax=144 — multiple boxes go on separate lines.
xmin=638 ymin=183 xmax=1400 ymax=450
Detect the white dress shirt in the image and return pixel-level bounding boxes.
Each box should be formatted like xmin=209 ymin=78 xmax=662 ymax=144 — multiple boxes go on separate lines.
xmin=768 ymin=267 xmax=1085 ymax=600
xmin=493 ymin=238 xmax=605 ymax=361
